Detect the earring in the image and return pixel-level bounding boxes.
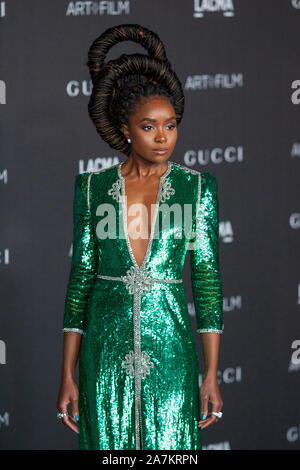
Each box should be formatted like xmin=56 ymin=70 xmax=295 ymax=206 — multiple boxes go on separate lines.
xmin=127 ymin=138 xmax=131 ymax=144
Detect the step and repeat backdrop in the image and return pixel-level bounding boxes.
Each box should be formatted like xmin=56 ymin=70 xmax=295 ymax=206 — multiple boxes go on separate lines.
xmin=0 ymin=0 xmax=299 ymax=450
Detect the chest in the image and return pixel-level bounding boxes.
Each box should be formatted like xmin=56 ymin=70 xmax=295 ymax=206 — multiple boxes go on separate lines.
xmin=125 ymin=177 xmax=161 ymax=238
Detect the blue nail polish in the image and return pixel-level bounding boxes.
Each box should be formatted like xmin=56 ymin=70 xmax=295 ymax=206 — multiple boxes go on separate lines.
xmin=201 ymin=413 xmax=206 ymax=420
xmin=75 ymin=414 xmax=79 ymax=421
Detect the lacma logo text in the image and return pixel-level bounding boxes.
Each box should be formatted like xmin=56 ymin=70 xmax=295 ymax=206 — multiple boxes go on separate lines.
xmin=193 ymin=0 xmax=234 ymax=18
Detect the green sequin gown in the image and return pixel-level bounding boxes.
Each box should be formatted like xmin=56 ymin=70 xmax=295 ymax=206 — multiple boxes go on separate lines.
xmin=62 ymin=160 xmax=223 ymax=450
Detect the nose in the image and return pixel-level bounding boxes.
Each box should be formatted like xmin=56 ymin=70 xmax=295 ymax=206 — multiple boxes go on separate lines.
xmin=155 ymin=128 xmax=167 ymax=143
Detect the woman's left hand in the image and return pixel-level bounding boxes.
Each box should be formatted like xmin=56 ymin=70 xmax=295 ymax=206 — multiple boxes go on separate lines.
xmin=198 ymin=376 xmax=223 ymax=429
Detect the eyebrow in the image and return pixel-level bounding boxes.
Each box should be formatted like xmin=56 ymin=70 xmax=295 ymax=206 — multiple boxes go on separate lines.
xmin=138 ymin=116 xmax=177 ymax=123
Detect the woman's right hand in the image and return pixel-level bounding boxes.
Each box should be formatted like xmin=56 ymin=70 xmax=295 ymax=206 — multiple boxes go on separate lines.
xmin=56 ymin=376 xmax=80 ymax=434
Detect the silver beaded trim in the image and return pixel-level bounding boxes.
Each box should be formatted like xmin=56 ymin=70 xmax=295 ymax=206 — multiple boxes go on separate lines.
xmin=197 ymin=328 xmax=224 ymax=334
xmin=62 ymin=327 xmax=85 ymax=335
xmin=171 ymin=161 xmax=200 ymax=175
xmin=87 ymin=172 xmax=92 ymax=212
xmin=97 ymin=274 xmax=183 ymax=284
xmin=93 ymin=162 xmax=120 ymax=175
xmin=96 ymin=274 xmax=124 ymax=281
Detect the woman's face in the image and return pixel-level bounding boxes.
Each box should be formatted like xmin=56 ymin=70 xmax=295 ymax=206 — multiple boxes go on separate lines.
xmin=122 ymin=95 xmax=178 ymax=164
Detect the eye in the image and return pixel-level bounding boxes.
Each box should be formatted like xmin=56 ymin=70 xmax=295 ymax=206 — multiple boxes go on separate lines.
xmin=141 ymin=123 xmax=177 ymax=131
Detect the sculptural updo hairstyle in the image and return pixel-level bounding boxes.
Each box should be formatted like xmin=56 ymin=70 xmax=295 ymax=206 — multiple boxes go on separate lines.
xmin=87 ymin=23 xmax=185 ymax=156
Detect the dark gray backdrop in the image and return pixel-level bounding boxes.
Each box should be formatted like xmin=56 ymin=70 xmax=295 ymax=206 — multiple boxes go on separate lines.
xmin=0 ymin=0 xmax=299 ymax=450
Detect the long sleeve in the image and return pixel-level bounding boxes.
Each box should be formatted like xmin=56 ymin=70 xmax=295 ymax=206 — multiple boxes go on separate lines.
xmin=190 ymin=172 xmax=224 ymax=334
xmin=62 ymin=172 xmax=98 ymax=335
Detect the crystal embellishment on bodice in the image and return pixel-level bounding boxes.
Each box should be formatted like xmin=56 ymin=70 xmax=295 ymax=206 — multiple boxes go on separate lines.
xmin=121 ymin=265 xmax=154 ymax=295
xmin=160 ymin=179 xmax=175 ymax=202
xmin=107 ymin=179 xmax=122 ymax=202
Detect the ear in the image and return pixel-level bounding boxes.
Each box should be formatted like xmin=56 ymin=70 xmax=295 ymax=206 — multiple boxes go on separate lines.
xmin=121 ymin=123 xmax=130 ymax=140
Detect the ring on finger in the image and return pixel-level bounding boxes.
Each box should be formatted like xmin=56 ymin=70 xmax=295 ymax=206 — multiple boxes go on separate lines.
xmin=211 ymin=411 xmax=223 ymax=419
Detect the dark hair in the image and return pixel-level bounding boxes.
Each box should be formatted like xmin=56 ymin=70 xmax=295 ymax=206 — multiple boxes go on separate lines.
xmin=87 ymin=23 xmax=185 ymax=156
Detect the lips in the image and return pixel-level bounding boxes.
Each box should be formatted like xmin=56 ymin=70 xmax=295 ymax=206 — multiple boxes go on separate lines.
xmin=152 ymin=148 xmax=169 ymax=154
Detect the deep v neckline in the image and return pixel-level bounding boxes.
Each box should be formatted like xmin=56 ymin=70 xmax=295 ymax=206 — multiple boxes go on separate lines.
xmin=117 ymin=160 xmax=172 ymax=270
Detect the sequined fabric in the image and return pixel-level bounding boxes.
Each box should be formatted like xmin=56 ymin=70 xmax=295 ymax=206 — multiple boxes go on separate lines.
xmin=62 ymin=161 xmax=223 ymax=450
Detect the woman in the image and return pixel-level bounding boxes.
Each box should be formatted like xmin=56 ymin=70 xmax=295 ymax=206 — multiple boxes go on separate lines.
xmin=57 ymin=23 xmax=224 ymax=451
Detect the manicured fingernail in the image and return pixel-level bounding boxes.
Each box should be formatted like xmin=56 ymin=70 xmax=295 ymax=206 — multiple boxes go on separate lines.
xmin=201 ymin=413 xmax=206 ymax=420
xmin=75 ymin=414 xmax=79 ymax=421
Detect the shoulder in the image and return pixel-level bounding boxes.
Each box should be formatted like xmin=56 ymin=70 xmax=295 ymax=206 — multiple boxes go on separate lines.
xmin=170 ymin=161 xmax=200 ymax=177
xmin=75 ymin=163 xmax=119 ymax=187
xmin=92 ymin=162 xmax=120 ymax=178
xmin=74 ymin=172 xmax=89 ymax=193
xmin=200 ymin=171 xmax=218 ymax=189
xmin=170 ymin=162 xmax=200 ymax=193
xmin=170 ymin=161 xmax=218 ymax=190
xmin=170 ymin=161 xmax=215 ymax=182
